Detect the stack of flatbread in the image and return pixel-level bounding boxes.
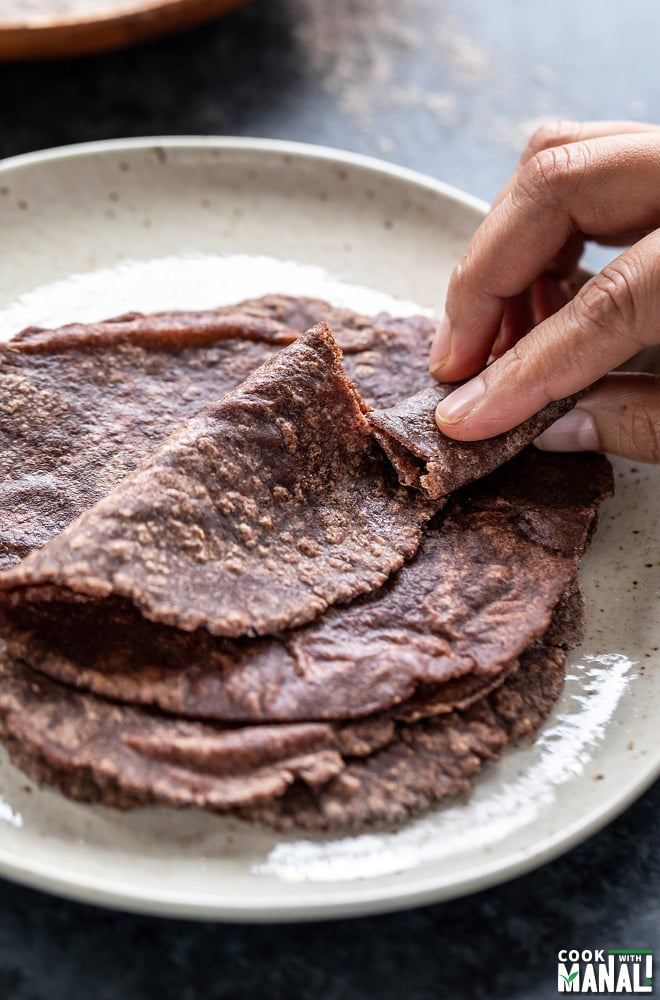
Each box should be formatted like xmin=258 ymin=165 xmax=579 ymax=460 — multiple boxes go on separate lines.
xmin=0 ymin=297 xmax=613 ymax=830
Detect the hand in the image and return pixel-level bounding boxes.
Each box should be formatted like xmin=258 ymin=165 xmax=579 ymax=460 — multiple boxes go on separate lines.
xmin=429 ymin=120 xmax=660 ymax=463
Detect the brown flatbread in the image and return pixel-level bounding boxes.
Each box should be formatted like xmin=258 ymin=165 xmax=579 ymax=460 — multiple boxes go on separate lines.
xmin=10 ymin=294 xmax=434 ymax=392
xmin=0 ymin=651 xmax=347 ymax=811
xmin=0 ymin=626 xmax=565 ymax=825
xmin=0 ymin=296 xmax=435 ymax=571
xmin=12 ymin=294 xmax=436 ymax=413
xmin=0 ymin=326 xmax=435 ymax=639
xmin=239 ymin=639 xmax=568 ymax=831
xmin=0 ymin=294 xmax=614 ymax=832
xmin=0 ymin=299 xmax=296 ymax=570
xmin=390 ymin=661 xmax=521 ymax=724
xmin=368 ymin=383 xmax=590 ymax=498
xmin=0 ymin=449 xmax=612 ymax=721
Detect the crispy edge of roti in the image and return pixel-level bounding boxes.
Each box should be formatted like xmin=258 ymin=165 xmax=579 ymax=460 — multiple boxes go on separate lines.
xmin=368 ymin=384 xmax=591 ymax=498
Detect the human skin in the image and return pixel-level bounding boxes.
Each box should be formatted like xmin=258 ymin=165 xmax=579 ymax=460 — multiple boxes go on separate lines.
xmin=429 ymin=120 xmax=660 ymax=464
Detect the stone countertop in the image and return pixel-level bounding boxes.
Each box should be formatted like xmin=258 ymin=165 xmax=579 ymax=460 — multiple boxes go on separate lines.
xmin=0 ymin=1 xmax=659 ymax=996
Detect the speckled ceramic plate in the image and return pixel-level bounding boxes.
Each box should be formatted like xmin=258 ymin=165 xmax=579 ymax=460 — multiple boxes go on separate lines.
xmin=0 ymin=138 xmax=658 ymax=921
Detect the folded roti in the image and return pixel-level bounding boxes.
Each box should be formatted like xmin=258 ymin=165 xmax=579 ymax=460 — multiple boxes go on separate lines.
xmin=241 ymin=638 xmax=568 ymax=830
xmin=0 ymin=295 xmax=436 ymax=569
xmin=0 ymin=449 xmax=612 ymax=722
xmin=0 ymin=604 xmax=570 ymax=825
xmin=0 ymin=326 xmax=436 ymax=639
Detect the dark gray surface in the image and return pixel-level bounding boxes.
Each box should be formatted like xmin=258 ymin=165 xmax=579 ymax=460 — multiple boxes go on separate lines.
xmin=0 ymin=0 xmax=659 ymax=996
xmin=0 ymin=787 xmax=659 ymax=1000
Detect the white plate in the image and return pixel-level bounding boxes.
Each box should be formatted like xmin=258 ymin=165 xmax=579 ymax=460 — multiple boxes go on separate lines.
xmin=0 ymin=137 xmax=658 ymax=921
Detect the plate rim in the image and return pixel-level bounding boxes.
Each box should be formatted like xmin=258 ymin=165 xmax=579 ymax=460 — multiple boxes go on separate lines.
xmin=0 ymin=135 xmax=657 ymax=921
xmin=0 ymin=134 xmax=491 ymax=216
xmin=0 ymin=760 xmax=659 ymax=922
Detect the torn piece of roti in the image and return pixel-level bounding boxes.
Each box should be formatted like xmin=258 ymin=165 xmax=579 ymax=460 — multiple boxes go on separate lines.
xmin=368 ymin=384 xmax=589 ymax=498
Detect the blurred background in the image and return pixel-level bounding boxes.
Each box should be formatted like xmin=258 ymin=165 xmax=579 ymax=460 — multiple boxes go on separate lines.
xmin=0 ymin=1 xmax=659 ymax=998
xmin=1 ymin=0 xmax=659 ymax=205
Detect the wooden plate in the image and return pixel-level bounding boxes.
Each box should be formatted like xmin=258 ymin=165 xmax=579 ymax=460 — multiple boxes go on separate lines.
xmin=0 ymin=0 xmax=248 ymax=60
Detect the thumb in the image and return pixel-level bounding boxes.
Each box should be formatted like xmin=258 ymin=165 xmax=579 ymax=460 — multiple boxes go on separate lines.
xmin=535 ymin=373 xmax=660 ymax=463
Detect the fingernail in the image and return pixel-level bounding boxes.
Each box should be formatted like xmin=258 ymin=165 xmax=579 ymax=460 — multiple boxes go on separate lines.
xmin=429 ymin=311 xmax=452 ymax=374
xmin=435 ymin=376 xmax=486 ymax=425
xmin=535 ymin=408 xmax=599 ymax=452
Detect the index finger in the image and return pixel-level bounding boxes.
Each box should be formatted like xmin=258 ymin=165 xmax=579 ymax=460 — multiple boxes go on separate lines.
xmin=432 ymin=131 xmax=660 ymax=382
xmin=434 ymin=232 xmax=660 ymax=441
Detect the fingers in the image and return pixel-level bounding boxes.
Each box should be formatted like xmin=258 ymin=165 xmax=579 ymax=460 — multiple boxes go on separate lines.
xmin=535 ymin=373 xmax=660 ymax=464
xmin=434 ymin=231 xmax=660 ymax=440
xmin=489 ymin=276 xmax=569 ymax=361
xmin=489 ymin=289 xmax=533 ymax=360
xmin=430 ymin=130 xmax=660 ymax=382
xmin=489 ymin=122 xmax=653 ymax=275
xmin=493 ymin=119 xmax=660 ymax=209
